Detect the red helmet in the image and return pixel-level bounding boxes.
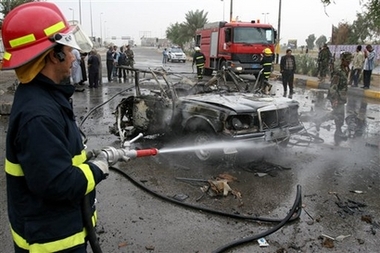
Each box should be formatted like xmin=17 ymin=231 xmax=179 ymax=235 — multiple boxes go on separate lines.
xmin=1 ymin=2 xmax=93 ymax=70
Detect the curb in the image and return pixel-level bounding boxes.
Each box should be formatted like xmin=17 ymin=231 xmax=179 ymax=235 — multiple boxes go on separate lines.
xmin=273 ymin=73 xmax=380 ymax=100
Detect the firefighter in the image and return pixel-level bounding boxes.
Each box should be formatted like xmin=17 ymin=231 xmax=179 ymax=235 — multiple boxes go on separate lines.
xmin=259 ymin=48 xmax=273 ymax=94
xmin=2 ymin=2 xmax=110 ymax=252
xmin=192 ymin=46 xmax=206 ymax=80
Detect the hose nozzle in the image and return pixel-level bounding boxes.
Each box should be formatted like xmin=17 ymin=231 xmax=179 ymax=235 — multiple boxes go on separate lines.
xmin=135 ymin=148 xmax=159 ymax=157
xmin=102 ymin=146 xmax=159 ymax=165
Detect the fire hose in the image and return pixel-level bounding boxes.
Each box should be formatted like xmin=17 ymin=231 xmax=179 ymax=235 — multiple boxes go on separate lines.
xmin=84 ymin=134 xmax=302 ymax=253
xmin=84 ymin=134 xmax=158 ymax=253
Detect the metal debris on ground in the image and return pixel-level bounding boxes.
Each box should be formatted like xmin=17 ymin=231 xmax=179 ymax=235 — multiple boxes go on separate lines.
xmin=361 ymin=214 xmax=372 ymax=223
xmin=349 ymin=190 xmax=364 ymax=194
xmin=335 ymin=199 xmax=367 ymax=215
xmin=321 ymin=234 xmax=335 ymax=240
xmin=145 ymin=245 xmax=155 ymax=251
xmin=172 ymin=193 xmax=189 ymax=201
xmin=255 ymin=172 xmax=268 ymax=177
xmin=241 ymin=160 xmax=291 ymax=177
xmin=335 ymin=234 xmax=351 ymax=241
xmin=257 ymin=237 xmax=269 ymax=247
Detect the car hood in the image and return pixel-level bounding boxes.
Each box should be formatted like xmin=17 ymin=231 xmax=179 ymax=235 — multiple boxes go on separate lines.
xmin=183 ymin=93 xmax=295 ymax=113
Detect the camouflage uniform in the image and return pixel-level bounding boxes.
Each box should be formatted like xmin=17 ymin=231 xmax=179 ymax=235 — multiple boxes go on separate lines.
xmin=327 ymin=52 xmax=352 ymax=141
xmin=318 ymin=45 xmax=332 ymax=80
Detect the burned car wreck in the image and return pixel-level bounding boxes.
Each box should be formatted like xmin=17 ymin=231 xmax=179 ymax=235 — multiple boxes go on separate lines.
xmin=110 ymin=67 xmax=304 ymax=162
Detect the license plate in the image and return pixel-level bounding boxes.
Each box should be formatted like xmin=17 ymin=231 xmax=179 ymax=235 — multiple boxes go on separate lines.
xmin=252 ymin=64 xmax=261 ymax=69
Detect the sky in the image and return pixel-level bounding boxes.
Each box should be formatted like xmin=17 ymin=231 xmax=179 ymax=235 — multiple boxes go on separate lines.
xmin=49 ymin=0 xmax=365 ymax=46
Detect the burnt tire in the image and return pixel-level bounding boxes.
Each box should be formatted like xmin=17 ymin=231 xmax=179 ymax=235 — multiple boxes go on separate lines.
xmin=186 ymin=130 xmax=222 ymax=163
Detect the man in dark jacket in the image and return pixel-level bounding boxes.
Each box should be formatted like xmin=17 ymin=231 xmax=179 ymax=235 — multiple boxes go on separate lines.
xmin=192 ymin=46 xmax=206 ymax=80
xmin=280 ymin=49 xmax=296 ymax=98
xmin=88 ymin=49 xmax=101 ymax=88
xmin=2 ymin=2 xmax=110 ymax=252
xmin=106 ymin=45 xmax=115 ymax=82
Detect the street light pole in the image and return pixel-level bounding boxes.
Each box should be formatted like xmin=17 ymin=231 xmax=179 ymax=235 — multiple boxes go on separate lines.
xmin=69 ymin=8 xmax=74 ymax=22
xmin=276 ymin=0 xmax=282 ymax=64
xmin=262 ymin=12 xmax=269 ymax=23
xmin=104 ymin=21 xmax=107 ymax=41
xmin=221 ymin=0 xmax=225 ymax=21
xmin=100 ymin=12 xmax=103 ymax=46
xmin=229 ymin=0 xmax=233 ymax=22
xmin=90 ymin=0 xmax=94 ymax=39
xmin=78 ymin=0 xmax=82 ymax=24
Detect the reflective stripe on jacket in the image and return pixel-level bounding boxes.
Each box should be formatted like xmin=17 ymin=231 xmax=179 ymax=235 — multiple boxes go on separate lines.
xmin=261 ymin=55 xmax=273 ymax=78
xmin=193 ymin=51 xmax=205 ymax=65
xmin=5 ymin=74 xmax=104 ymax=252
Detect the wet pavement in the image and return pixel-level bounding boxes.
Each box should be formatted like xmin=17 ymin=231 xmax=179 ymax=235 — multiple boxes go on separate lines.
xmin=1 ymin=47 xmax=380 ymax=253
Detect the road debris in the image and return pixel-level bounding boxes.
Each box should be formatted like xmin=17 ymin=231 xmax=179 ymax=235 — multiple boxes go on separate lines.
xmin=335 ymin=234 xmax=351 ymax=241
xmin=322 ymin=237 xmax=334 ymax=248
xmin=257 ymin=238 xmax=269 ymax=247
xmin=208 ymin=179 xmax=232 ymax=196
xmin=321 ymin=234 xmax=335 ymax=240
xmin=145 ymin=245 xmax=155 ymax=251
xmin=349 ymin=190 xmax=364 ymax=194
xmin=173 ymin=193 xmax=189 ymax=201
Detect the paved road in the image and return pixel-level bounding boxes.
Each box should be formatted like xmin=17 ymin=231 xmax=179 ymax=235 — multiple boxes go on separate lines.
xmin=0 ymin=47 xmax=379 ymax=253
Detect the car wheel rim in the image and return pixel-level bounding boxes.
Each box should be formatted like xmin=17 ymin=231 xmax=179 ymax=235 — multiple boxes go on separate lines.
xmin=194 ymin=133 xmax=211 ymax=161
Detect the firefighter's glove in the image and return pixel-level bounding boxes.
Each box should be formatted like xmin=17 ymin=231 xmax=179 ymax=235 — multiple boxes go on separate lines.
xmin=91 ymin=151 xmax=109 ymax=179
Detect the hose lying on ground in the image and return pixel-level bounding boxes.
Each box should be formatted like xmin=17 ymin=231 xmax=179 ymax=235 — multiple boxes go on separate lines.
xmin=212 ymin=185 xmax=302 ymax=253
xmin=109 ymin=166 xmax=302 ymax=252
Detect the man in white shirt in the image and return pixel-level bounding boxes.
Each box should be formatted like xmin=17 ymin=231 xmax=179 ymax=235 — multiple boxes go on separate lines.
xmin=350 ymin=45 xmax=365 ymax=87
xmin=362 ymin=44 xmax=376 ymax=89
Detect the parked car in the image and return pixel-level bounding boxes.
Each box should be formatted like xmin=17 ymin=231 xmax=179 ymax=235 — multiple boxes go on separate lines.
xmin=109 ymin=67 xmax=303 ymax=162
xmin=168 ymin=47 xmax=187 ymax=63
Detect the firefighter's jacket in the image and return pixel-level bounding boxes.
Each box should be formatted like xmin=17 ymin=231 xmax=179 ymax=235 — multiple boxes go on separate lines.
xmin=192 ymin=51 xmax=206 ymax=66
xmin=4 ymin=74 xmax=105 ymax=252
xmin=261 ymin=55 xmax=273 ymax=79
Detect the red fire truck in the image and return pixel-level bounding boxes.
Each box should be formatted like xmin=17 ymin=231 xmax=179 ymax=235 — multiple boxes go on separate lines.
xmin=195 ymin=20 xmax=277 ymax=76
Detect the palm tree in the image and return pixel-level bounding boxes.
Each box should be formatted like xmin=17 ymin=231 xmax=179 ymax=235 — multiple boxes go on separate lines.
xmin=166 ymin=9 xmax=208 ymax=48
xmin=182 ymin=9 xmax=208 ymax=42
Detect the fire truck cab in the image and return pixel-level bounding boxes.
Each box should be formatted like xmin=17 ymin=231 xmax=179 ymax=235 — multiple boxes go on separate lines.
xmin=195 ymin=20 xmax=276 ymax=76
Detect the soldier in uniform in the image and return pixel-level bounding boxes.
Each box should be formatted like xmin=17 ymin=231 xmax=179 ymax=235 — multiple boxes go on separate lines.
xmin=327 ymin=51 xmax=353 ymax=144
xmin=318 ymin=43 xmax=332 ymax=82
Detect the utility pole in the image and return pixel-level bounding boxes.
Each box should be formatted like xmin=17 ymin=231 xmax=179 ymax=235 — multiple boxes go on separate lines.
xmin=262 ymin=12 xmax=269 ymax=23
xmin=69 ymin=8 xmax=74 ymax=22
xmin=90 ymin=0 xmax=94 ymax=38
xmin=229 ymin=0 xmax=233 ymax=22
xmin=276 ymin=0 xmax=282 ymax=64
xmin=79 ymin=0 xmax=82 ymax=24
xmin=100 ymin=13 xmax=103 ymax=45
xmin=221 ymin=0 xmax=225 ymax=21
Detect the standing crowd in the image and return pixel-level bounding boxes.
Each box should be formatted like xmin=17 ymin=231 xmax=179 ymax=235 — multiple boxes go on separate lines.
xmin=106 ymin=44 xmax=134 ymax=82
xmin=69 ymin=43 xmax=136 ymax=90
